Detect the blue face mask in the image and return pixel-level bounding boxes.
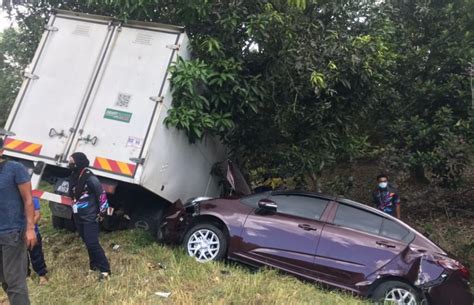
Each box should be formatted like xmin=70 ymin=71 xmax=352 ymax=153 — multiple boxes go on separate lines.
xmin=378 ymin=182 xmax=388 ymax=189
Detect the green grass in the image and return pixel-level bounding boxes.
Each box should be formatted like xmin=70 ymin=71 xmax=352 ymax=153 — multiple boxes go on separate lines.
xmin=0 ymin=199 xmax=370 ymax=305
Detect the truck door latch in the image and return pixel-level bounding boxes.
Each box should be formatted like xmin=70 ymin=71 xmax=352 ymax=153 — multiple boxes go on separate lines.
xmin=49 ymin=128 xmax=66 ymax=138
xmin=78 ymin=135 xmax=98 ymax=145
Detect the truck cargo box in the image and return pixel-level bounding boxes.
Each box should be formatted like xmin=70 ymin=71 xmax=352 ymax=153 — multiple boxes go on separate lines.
xmin=3 ymin=11 xmax=226 ymax=204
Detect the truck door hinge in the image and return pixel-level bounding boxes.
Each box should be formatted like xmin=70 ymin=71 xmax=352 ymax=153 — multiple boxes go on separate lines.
xmin=54 ymin=154 xmax=63 ymax=164
xmin=130 ymin=157 xmax=145 ymax=165
xmin=24 ymin=72 xmax=39 ymax=80
xmin=44 ymin=25 xmax=59 ymax=32
xmin=149 ymin=96 xmax=164 ymax=103
xmin=166 ymin=44 xmax=180 ymax=50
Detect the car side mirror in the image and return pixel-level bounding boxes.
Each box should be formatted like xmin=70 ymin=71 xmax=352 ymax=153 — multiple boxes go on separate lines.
xmin=258 ymin=199 xmax=277 ymax=213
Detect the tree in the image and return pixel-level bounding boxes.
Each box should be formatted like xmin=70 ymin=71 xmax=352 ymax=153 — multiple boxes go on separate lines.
xmin=373 ymin=0 xmax=473 ymax=187
xmin=0 ymin=29 xmax=23 ymax=126
xmin=1 ymin=0 xmax=472 ymax=189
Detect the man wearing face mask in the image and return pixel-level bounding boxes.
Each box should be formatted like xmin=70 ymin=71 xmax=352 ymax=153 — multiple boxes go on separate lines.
xmin=68 ymin=152 xmax=110 ymax=280
xmin=372 ymin=174 xmax=401 ymax=219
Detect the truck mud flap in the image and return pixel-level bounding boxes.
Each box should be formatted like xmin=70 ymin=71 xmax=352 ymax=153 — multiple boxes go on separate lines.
xmin=49 ymin=201 xmax=73 ymax=219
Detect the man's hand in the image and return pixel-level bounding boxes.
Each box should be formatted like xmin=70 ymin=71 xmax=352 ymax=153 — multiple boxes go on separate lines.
xmin=18 ymin=181 xmax=37 ymax=249
xmin=25 ymin=228 xmax=37 ymax=250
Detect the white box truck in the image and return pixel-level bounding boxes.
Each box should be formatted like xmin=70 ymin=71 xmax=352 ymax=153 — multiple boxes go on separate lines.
xmin=1 ymin=10 xmax=227 ymax=233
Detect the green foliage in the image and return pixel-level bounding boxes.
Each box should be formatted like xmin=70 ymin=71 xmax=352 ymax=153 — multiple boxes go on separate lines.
xmin=1 ymin=0 xmax=472 ymax=188
xmin=384 ymin=107 xmax=472 ymax=187
xmin=372 ymin=0 xmax=473 ymax=187
xmin=0 ymin=29 xmax=23 ymax=126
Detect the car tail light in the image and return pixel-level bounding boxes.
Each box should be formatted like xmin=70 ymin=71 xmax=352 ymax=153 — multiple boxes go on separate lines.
xmin=459 ymin=266 xmax=471 ymax=281
xmin=436 ymin=257 xmax=471 ymax=280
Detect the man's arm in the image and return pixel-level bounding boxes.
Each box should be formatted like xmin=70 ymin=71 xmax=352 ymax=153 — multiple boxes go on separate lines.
xmin=372 ymin=190 xmax=379 ymax=207
xmin=34 ymin=210 xmax=41 ymax=224
xmin=18 ymin=182 xmax=37 ymax=249
xmin=393 ymin=192 xmax=401 ymax=219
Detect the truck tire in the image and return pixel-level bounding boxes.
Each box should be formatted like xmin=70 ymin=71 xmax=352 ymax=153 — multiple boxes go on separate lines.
xmin=52 ymin=215 xmax=65 ymax=229
xmin=131 ymin=206 xmax=164 ymax=235
xmin=63 ymin=217 xmax=76 ymax=232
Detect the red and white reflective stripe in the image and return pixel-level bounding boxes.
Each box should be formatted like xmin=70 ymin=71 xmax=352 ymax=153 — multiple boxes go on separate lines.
xmin=32 ymin=190 xmax=73 ymax=206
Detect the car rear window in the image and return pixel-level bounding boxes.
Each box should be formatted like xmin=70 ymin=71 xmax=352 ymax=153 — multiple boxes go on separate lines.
xmin=380 ymin=219 xmax=410 ymax=241
xmin=334 ymin=203 xmax=413 ymax=242
xmin=334 ymin=204 xmax=383 ymax=235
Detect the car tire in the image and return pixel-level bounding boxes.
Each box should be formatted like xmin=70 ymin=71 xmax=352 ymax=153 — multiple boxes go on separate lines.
xmin=371 ymin=280 xmax=423 ymax=305
xmin=52 ymin=215 xmax=64 ymax=229
xmin=183 ymin=223 xmax=228 ymax=263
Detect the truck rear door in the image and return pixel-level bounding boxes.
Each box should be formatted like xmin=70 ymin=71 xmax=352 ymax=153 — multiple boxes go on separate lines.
xmin=5 ymin=15 xmax=112 ymax=161
xmin=68 ymin=25 xmax=180 ymax=178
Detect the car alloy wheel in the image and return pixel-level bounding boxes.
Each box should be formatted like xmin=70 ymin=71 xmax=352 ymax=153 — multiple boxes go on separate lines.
xmin=372 ymin=280 xmax=422 ymax=305
xmin=187 ymin=228 xmax=221 ymax=262
xmin=384 ymin=287 xmax=418 ymax=305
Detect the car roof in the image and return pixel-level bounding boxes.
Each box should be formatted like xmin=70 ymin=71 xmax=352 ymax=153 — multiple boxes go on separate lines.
xmin=270 ymin=190 xmax=337 ymax=201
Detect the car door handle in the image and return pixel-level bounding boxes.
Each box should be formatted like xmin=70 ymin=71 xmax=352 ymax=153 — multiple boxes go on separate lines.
xmin=376 ymin=241 xmax=396 ymax=248
xmin=298 ymin=224 xmax=318 ymax=231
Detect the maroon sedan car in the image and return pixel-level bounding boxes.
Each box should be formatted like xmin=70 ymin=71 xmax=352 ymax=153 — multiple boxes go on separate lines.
xmin=158 ymin=181 xmax=472 ymax=305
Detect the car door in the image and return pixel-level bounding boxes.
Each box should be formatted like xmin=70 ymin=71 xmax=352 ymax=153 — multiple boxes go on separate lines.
xmin=239 ymin=194 xmax=330 ymax=278
xmin=315 ymin=203 xmax=412 ymax=288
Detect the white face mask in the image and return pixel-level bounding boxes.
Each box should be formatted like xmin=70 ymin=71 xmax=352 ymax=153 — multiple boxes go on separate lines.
xmin=378 ymin=182 xmax=388 ymax=189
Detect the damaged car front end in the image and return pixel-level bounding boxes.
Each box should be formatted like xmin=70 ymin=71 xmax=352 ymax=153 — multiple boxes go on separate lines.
xmin=156 ymin=197 xmax=210 ymax=244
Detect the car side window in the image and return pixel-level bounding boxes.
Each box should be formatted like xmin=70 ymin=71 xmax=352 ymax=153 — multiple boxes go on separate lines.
xmin=334 ymin=204 xmax=383 ymax=235
xmin=380 ymin=219 xmax=410 ymax=241
xmin=270 ymin=195 xmax=329 ymax=220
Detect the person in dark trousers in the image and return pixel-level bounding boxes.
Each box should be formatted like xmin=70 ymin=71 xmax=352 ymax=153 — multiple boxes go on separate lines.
xmin=0 ymin=137 xmax=37 ymax=305
xmin=68 ymin=152 xmax=111 ymax=280
xmin=372 ymin=174 xmax=401 ymax=219
xmin=27 ymin=197 xmax=48 ymax=285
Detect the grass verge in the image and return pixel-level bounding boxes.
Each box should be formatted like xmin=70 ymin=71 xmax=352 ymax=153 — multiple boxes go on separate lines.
xmin=0 ymin=200 xmax=369 ymax=305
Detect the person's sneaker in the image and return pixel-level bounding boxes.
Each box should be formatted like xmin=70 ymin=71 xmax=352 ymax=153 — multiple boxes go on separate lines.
xmin=39 ymin=275 xmax=48 ymax=285
xmin=98 ymin=272 xmax=110 ymax=281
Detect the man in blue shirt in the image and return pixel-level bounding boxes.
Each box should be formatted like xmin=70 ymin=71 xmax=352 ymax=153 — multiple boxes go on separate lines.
xmin=372 ymin=174 xmax=401 ymax=219
xmin=0 ymin=137 xmax=37 ymax=305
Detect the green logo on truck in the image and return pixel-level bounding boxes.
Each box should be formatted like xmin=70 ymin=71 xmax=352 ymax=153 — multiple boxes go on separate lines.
xmin=104 ymin=108 xmax=132 ymax=123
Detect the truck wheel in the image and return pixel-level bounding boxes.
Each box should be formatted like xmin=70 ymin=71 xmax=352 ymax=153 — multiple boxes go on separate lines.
xmin=371 ymin=280 xmax=422 ymax=305
xmin=183 ymin=223 xmax=227 ymax=263
xmin=52 ymin=215 xmax=64 ymax=229
xmin=131 ymin=207 xmax=164 ymax=235
xmin=63 ymin=217 xmax=76 ymax=232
